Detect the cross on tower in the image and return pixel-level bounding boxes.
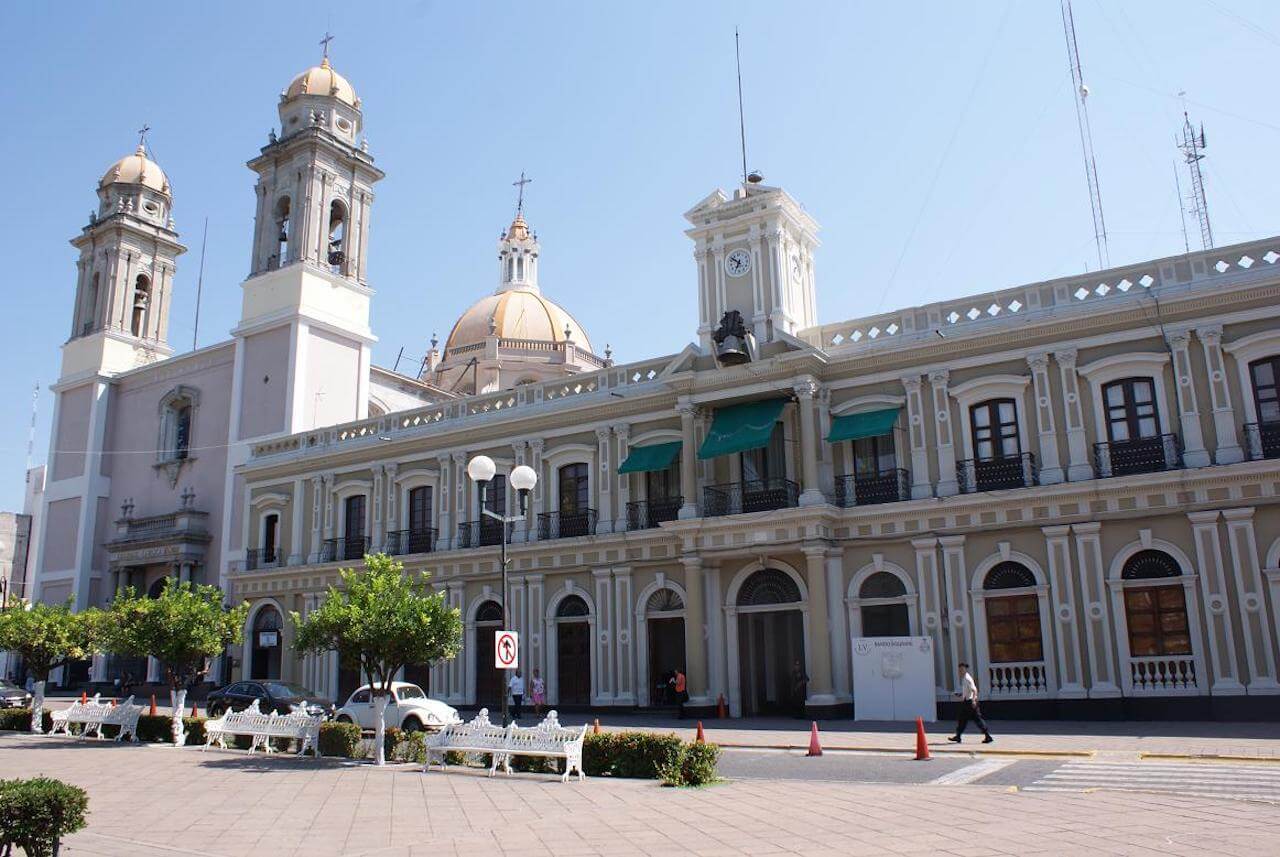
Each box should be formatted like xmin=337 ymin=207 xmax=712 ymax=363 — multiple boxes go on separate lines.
xmin=319 ymin=31 xmax=334 ymax=59
xmin=512 ymin=171 xmax=532 ymax=215
xmin=137 ymin=123 xmax=150 ymax=149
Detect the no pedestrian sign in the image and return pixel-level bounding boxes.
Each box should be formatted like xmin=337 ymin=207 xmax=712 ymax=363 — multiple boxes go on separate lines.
xmin=495 ymin=630 xmax=519 ymax=670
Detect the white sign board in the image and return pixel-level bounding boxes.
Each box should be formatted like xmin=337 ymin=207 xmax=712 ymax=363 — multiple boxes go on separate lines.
xmin=851 ymin=636 xmax=936 ymax=722
xmin=258 ymin=631 xmax=278 ymax=648
xmin=495 ymin=630 xmax=519 ymax=670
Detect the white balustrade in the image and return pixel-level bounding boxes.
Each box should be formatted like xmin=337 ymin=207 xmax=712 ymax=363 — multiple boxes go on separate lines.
xmin=1128 ymin=654 xmax=1198 ymax=695
xmin=986 ymin=661 xmax=1050 ymax=698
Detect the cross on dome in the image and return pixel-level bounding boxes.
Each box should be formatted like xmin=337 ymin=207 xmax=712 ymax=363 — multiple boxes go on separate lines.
xmin=319 ymin=31 xmax=334 ymax=60
xmin=513 ymin=171 xmax=532 ymax=215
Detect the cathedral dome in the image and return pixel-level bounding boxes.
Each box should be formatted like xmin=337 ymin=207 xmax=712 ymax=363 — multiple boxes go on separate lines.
xmin=445 ymin=285 xmax=594 ymax=357
xmin=284 ymin=57 xmax=359 ymax=107
xmin=99 ymin=145 xmax=169 ymax=194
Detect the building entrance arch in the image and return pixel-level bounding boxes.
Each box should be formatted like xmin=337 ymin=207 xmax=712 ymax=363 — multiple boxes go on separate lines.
xmin=731 ymin=568 xmax=808 ymax=717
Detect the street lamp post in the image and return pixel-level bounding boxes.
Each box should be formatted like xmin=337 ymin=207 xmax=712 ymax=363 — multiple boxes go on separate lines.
xmin=466 ymin=455 xmax=537 ymax=727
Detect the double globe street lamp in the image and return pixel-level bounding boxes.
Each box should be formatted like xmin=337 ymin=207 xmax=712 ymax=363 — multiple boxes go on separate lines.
xmin=465 ymin=455 xmax=537 ymax=726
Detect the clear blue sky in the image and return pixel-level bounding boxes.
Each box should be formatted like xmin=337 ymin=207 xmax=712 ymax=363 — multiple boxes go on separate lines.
xmin=3 ymin=1 xmax=1279 ymax=511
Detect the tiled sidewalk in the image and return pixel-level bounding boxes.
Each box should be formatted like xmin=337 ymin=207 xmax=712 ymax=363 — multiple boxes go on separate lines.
xmin=3 ymin=733 xmax=1277 ymax=856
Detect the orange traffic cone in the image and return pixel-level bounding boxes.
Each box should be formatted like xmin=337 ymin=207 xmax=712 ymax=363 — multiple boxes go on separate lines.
xmin=806 ymin=721 xmax=823 ymax=757
xmin=190 ymin=701 xmax=198 ymax=718
xmin=592 ymin=718 xmax=601 ymax=735
xmin=80 ymin=691 xmax=87 ymax=704
xmin=695 ymin=721 xmax=706 ymax=744
xmin=149 ymin=694 xmax=157 ymax=716
xmin=717 ymin=694 xmax=727 ymax=719
xmin=914 ymin=717 xmax=931 ymax=761
xmin=111 ymin=699 xmax=117 ymax=707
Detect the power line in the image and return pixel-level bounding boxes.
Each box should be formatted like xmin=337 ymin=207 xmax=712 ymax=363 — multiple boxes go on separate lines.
xmin=1062 ymin=0 xmax=1110 ymax=269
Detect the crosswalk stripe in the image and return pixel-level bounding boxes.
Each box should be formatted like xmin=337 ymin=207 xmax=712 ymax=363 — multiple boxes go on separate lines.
xmin=1059 ymin=762 xmax=1280 ymax=775
xmin=1023 ymin=785 xmax=1280 ymax=802
xmin=1029 ymin=761 xmax=1280 ymax=804
xmin=1044 ymin=771 xmax=1280 ymax=784
xmin=928 ymin=758 xmax=1014 ymax=785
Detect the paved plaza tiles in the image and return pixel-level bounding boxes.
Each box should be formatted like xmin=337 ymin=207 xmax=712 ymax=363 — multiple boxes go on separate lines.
xmin=3 ymin=733 xmax=1279 ymax=856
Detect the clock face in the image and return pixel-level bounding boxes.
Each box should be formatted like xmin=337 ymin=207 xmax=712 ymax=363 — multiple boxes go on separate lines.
xmin=724 ymin=248 xmax=752 ymax=278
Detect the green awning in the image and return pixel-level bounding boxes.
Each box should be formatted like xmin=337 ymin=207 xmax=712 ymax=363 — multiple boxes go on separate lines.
xmin=617 ymin=441 xmax=682 ymax=474
xmin=827 ymin=407 xmax=900 ymax=443
xmin=697 ymin=398 xmax=788 ymax=460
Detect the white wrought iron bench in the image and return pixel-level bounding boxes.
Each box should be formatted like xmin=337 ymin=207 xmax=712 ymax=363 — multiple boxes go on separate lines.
xmin=202 ymin=699 xmax=323 ymax=755
xmin=423 ymin=709 xmax=588 ymax=782
xmin=95 ymin=696 xmax=145 ymax=742
xmin=49 ymin=695 xmax=109 ymax=737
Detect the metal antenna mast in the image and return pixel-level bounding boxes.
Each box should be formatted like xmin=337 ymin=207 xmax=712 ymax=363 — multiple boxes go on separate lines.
xmin=192 ymin=216 xmax=208 ymax=351
xmin=1177 ymin=105 xmax=1213 ymax=250
xmin=26 ymin=383 xmax=38 ymax=471
xmin=735 ymin=28 xmax=748 ymax=186
xmin=1061 ymin=1 xmax=1109 ymax=269
xmin=1173 ymin=162 xmax=1190 ymax=254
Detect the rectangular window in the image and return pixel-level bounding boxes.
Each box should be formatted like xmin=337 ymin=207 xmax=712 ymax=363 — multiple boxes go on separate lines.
xmin=408 ymin=486 xmax=432 ymax=532
xmin=1104 ymin=378 xmax=1160 ymax=442
xmin=985 ymin=594 xmax=1043 ymax=663
xmin=1251 ymin=357 xmax=1280 ymax=423
xmin=558 ymin=465 xmax=588 ymax=514
xmin=344 ymin=495 xmax=366 ymax=539
xmin=263 ymin=514 xmax=278 ymax=561
xmin=740 ymin=422 xmax=785 ymax=484
xmin=1124 ymin=586 xmax=1192 ymax=656
xmin=970 ymin=400 xmax=1020 ymax=460
xmin=645 ymin=459 xmax=680 ymax=501
xmin=851 ymin=432 xmax=896 ymax=476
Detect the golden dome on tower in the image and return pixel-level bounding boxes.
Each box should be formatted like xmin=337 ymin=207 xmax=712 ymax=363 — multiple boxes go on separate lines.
xmin=284 ymin=57 xmax=360 ymax=108
xmin=445 ymin=287 xmax=594 ymax=358
xmin=506 ymin=212 xmax=531 ymax=241
xmin=99 ymin=145 xmax=169 ymax=194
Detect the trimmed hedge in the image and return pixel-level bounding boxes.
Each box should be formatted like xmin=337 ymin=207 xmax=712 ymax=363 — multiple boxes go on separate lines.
xmin=0 ymin=707 xmax=52 ymax=733
xmin=0 ymin=776 xmax=88 ymax=857
xmin=318 ymin=721 xmax=362 ymax=758
xmin=581 ymin=731 xmax=719 ymax=786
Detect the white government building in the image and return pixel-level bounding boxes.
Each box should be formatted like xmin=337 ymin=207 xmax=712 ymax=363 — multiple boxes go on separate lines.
xmin=28 ymin=51 xmax=1280 ymax=720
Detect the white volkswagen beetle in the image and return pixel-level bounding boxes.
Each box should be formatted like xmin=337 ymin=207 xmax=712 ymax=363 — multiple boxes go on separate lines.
xmin=334 ymin=681 xmax=460 ymax=732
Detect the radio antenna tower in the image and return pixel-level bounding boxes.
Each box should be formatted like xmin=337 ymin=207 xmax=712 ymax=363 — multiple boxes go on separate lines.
xmin=26 ymin=383 xmax=38 ymax=470
xmin=1177 ymin=105 xmax=1213 ymax=250
xmin=1061 ymin=1 xmax=1109 ymax=270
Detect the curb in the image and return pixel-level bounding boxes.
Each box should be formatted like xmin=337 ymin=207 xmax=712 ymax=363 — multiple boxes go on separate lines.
xmin=1138 ymin=751 xmax=1280 ymax=764
xmin=715 ymin=741 xmax=1095 ymax=759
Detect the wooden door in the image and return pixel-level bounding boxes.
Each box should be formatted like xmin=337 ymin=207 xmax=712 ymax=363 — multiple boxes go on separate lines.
xmin=557 ymin=621 xmax=591 ymax=705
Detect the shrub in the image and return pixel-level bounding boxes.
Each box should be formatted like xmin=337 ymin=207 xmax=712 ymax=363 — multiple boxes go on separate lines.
xmin=392 ymin=731 xmax=428 ymax=764
xmin=0 ymin=777 xmax=88 ymax=857
xmin=509 ymin=754 xmax=558 ymax=774
xmin=0 ymin=708 xmax=52 ymax=733
xmin=443 ymin=750 xmax=466 ymax=766
xmin=677 ymin=741 xmax=720 ymax=787
xmin=584 ymin=731 xmax=684 ymax=779
xmin=318 ymin=721 xmax=362 ymax=758
xmin=383 ymin=726 xmax=403 ymax=760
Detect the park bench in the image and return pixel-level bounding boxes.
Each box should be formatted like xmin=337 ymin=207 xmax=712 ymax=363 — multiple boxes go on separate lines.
xmin=94 ymin=695 xmax=145 ymax=742
xmin=423 ymin=709 xmax=588 ymax=782
xmin=202 ymin=699 xmax=323 ymax=756
xmin=49 ymin=694 xmax=109 ymax=737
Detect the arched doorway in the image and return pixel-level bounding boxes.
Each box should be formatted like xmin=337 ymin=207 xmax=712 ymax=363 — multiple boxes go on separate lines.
xmin=857 ymin=572 xmax=911 ymax=636
xmin=644 ymin=588 xmax=685 ymax=708
xmin=1120 ymin=550 xmax=1195 ymax=691
xmin=555 ymin=595 xmax=591 ymax=706
xmin=736 ymin=569 xmax=806 ymax=717
xmin=250 ymin=605 xmax=283 ymax=680
xmin=473 ymin=600 xmax=504 ymax=708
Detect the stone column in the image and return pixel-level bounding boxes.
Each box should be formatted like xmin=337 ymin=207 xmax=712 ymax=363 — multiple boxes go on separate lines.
xmin=1189 ymin=511 xmax=1245 ymax=694
xmin=681 ymin=556 xmax=708 ymax=705
xmin=613 ymin=424 xmax=631 ymax=532
xmin=446 ymin=581 xmax=465 ymax=703
xmin=816 ymin=387 xmax=835 ymax=497
xmin=1196 ymin=325 xmax=1244 ymax=465
xmin=704 ymin=562 xmax=725 ymax=705
xmin=1071 ymin=523 xmax=1120 ymax=696
xmin=452 ymin=453 xmax=469 ymax=543
xmin=1221 ymin=509 xmax=1279 ymax=692
xmin=435 ymin=454 xmax=453 ymax=550
xmin=371 ymin=465 xmax=385 ymax=552
xmin=527 ymin=574 xmax=545 ymax=680
xmin=613 ymin=568 xmax=635 ymax=704
xmin=1042 ymin=526 xmax=1086 ymax=698
xmin=289 ymin=477 xmax=306 ymax=565
xmin=826 ymin=549 xmax=850 ymax=701
xmin=902 ymin=375 xmax=932 ymax=499
xmin=939 ymin=536 xmax=970 ymax=669
xmin=1053 ymin=348 xmax=1093 ymax=481
xmin=595 ymin=427 xmax=613 ymax=533
xmin=794 ymin=380 xmax=825 ymax=506
xmin=801 ymin=546 xmax=835 ymax=706
xmin=677 ymin=403 xmax=700 ymax=519
xmin=912 ymin=538 xmax=947 ymax=698
xmin=309 ymin=474 xmax=324 ymax=562
xmin=1027 ymin=353 xmax=1064 ymax=484
xmin=1167 ymin=329 xmax=1210 ymax=468
xmin=929 ymin=370 xmax=958 ymax=496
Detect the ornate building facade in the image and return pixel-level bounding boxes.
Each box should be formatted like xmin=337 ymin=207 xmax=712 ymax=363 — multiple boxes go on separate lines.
xmin=31 ymin=54 xmax=1280 ymax=718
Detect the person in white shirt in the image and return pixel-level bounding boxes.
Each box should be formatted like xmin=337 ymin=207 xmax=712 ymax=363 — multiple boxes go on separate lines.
xmin=508 ymin=671 xmax=525 ymax=721
xmin=948 ymin=662 xmax=993 ymax=744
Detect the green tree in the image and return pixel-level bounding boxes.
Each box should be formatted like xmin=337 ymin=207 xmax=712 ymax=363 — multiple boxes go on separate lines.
xmin=103 ymin=580 xmax=247 ymax=745
xmin=0 ymin=600 xmax=99 ymax=734
xmin=0 ymin=776 xmax=88 ymax=857
xmin=292 ymin=553 xmax=463 ymax=765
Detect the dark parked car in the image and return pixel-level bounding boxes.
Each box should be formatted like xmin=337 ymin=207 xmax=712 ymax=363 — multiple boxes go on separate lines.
xmin=0 ymin=680 xmax=32 ymax=708
xmin=205 ymin=681 xmax=333 ymax=718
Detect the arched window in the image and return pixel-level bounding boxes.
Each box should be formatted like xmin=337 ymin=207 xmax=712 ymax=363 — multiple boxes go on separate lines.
xmin=158 ymin=387 xmax=198 ymax=467
xmin=173 ymin=404 xmax=191 ymax=460
xmin=273 ymin=196 xmax=291 ymax=268
xmin=556 ymin=594 xmax=590 ymax=618
xmin=983 ymin=562 xmax=1042 ymax=664
xmin=475 ymin=600 xmax=504 ymax=623
xmin=131 ymin=274 xmax=151 ymax=337
xmin=857 ymin=572 xmax=910 ymax=637
xmin=737 ymin=569 xmax=802 ymax=607
xmin=327 ymin=200 xmax=346 ymax=270
xmin=860 ymin=572 xmax=907 ymax=599
xmin=646 ymin=588 xmax=684 ymax=613
xmin=1120 ymin=550 xmax=1191 ymax=657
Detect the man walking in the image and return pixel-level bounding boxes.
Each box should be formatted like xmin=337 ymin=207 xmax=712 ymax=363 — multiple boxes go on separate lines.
xmin=948 ymin=662 xmax=993 ymax=744
xmin=508 ymin=670 xmax=524 ymax=722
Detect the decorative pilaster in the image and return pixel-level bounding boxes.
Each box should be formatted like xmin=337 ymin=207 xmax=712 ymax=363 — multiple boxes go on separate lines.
xmin=912 ymin=537 xmax=947 ymax=698
xmin=595 ymin=427 xmax=613 ymax=533
xmin=1188 ymin=511 xmax=1245 ymax=694
xmin=794 ymin=379 xmax=825 ymax=506
xmin=613 ymin=424 xmax=632 ymax=533
xmin=704 ymin=562 xmax=725 ymax=704
xmin=681 ymin=555 xmax=708 ymax=705
xmin=592 ymin=568 xmax=615 ymax=703
xmin=929 ymin=370 xmax=958 ymax=496
xmin=902 ymin=375 xmax=932 ymax=499
xmin=938 ymin=535 xmax=969 ymax=666
xmin=435 ymin=455 xmax=453 ymax=550
xmin=1070 ymin=522 xmax=1120 ymax=696
xmin=826 ymin=549 xmax=850 ymax=701
xmin=1042 ymin=525 xmax=1086 ymax=698
xmin=677 ymin=402 xmax=700 ymax=519
xmin=511 ymin=441 xmax=529 ymax=542
xmin=383 ymin=463 xmax=398 ymax=541
xmin=1221 ymin=509 xmax=1279 ymax=692
xmin=529 ymin=439 xmax=546 ymax=531
xmin=446 ymin=581 xmax=465 ymax=703
xmin=1053 ymin=348 xmax=1092 ymax=481
xmin=452 ymin=452 xmax=468 ymax=543
xmin=613 ymin=567 xmax=635 ymax=704
xmin=527 ymin=574 xmax=545 ymax=680
xmin=802 ymin=546 xmax=835 ymax=704
xmin=371 ymin=466 xmax=385 ymax=552
xmin=1166 ymin=329 xmax=1210 ymax=467
xmin=1196 ymin=325 xmax=1244 ymax=464
xmin=1027 ymin=353 xmax=1063 ymax=484
xmin=816 ymin=387 xmax=835 ymax=497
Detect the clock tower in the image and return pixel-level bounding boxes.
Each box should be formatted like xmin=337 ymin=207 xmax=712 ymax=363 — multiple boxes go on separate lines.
xmin=684 ymin=182 xmax=819 ymax=351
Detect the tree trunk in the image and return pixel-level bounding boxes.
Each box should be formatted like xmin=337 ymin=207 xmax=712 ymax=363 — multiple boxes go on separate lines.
xmin=30 ymin=680 xmax=46 ymax=734
xmin=372 ymin=693 xmax=389 ymax=765
xmin=170 ymin=688 xmax=188 ymax=746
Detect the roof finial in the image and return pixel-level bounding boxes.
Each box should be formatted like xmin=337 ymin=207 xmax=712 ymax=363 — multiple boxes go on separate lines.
xmin=136 ymin=123 xmax=150 ymax=154
xmin=319 ymin=31 xmax=334 ymax=62
xmin=513 ymin=171 xmax=532 ymax=216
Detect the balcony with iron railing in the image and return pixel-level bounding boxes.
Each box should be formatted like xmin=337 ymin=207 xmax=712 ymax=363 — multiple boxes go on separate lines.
xmin=320 ymin=536 xmax=370 ymax=563
xmin=385 ymin=528 xmax=438 ymax=556
xmin=456 ymin=520 xmax=511 ymax=549
xmin=957 ymin=453 xmax=1037 ymax=493
xmin=537 ymin=509 xmax=598 ymax=540
xmin=703 ymin=478 xmax=800 ymax=517
xmin=833 ymin=468 xmax=910 ymax=508
xmin=1094 ymin=433 xmax=1182 ymax=478
xmin=243 ymin=547 xmax=282 ymax=571
xmin=1244 ymin=421 xmax=1280 ymax=461
xmin=625 ymin=497 xmax=683 ymax=531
